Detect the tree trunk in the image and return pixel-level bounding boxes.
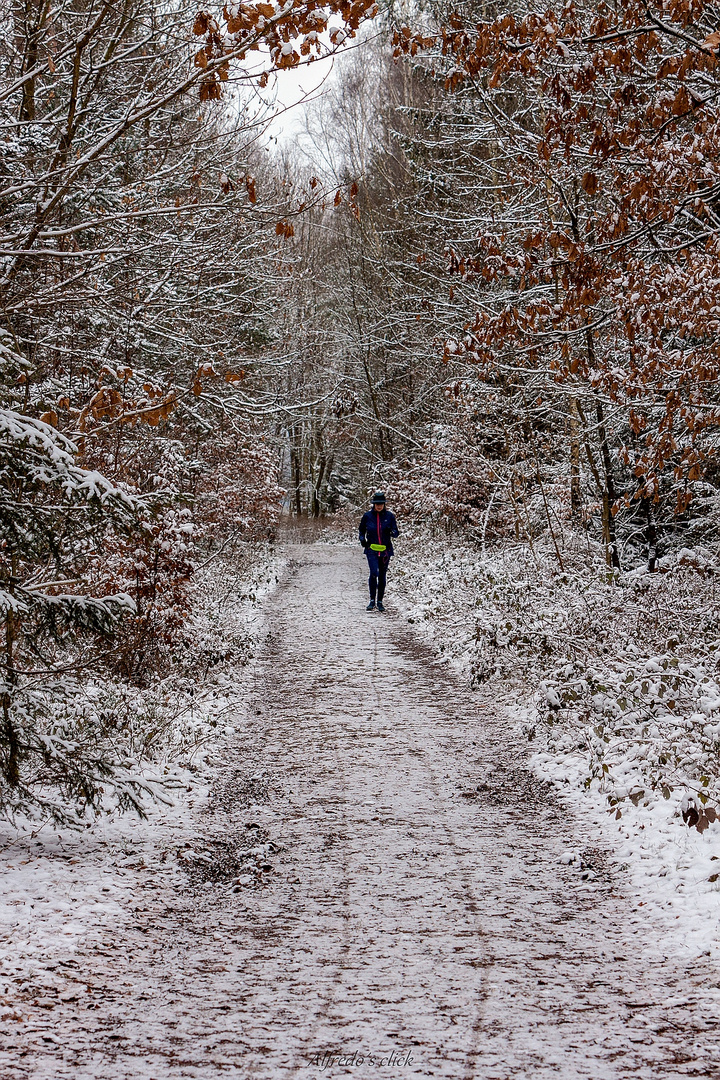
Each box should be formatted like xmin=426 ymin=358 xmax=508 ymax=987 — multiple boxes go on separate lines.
xmin=643 ymin=497 xmax=658 ymax=572
xmin=18 ymin=0 xmax=48 ymax=123
xmin=595 ymin=401 xmax=621 ymax=570
xmin=312 ymin=455 xmax=326 ymax=518
xmin=2 ymin=601 xmax=19 ymax=788
xmin=584 ymin=328 xmax=621 ymax=570
xmin=290 ymin=428 xmax=302 ymax=517
xmin=569 ymin=397 xmax=582 ymax=525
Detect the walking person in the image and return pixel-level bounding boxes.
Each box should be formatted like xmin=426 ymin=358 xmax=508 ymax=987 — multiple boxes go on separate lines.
xmin=358 ymin=492 xmax=399 ymax=612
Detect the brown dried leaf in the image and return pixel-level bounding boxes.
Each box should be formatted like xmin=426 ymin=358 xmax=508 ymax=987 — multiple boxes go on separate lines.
xmin=582 ymin=172 xmax=598 ymax=196
xmin=193 ymin=11 xmax=209 ymax=35
xmin=672 ymin=86 xmax=690 ymax=116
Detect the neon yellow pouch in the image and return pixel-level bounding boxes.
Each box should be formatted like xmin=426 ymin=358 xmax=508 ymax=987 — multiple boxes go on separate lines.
xmin=369 ymin=543 xmax=386 ymax=552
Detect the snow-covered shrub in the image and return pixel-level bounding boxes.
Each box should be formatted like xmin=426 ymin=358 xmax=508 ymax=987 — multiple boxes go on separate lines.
xmin=388 ymin=423 xmax=493 ymax=534
xmin=0 ymin=404 xmax=156 ymax=823
xmin=539 ymin=587 xmax=720 ymax=825
xmin=395 ymin=528 xmax=720 ymax=830
xmin=193 ymin=422 xmax=284 ymax=543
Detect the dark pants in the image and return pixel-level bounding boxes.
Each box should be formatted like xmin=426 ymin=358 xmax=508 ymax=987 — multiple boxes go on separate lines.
xmin=366 ymin=550 xmax=391 ymax=601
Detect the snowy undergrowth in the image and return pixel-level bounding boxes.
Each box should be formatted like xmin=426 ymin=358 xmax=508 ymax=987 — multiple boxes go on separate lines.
xmin=103 ymin=542 xmax=287 ymax=768
xmin=393 ymin=527 xmax=720 ymax=958
xmin=0 ymin=543 xmax=285 ymax=986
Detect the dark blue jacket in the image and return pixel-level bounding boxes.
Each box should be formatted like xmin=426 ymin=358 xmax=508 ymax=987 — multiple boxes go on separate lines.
xmin=359 ymin=508 xmax=399 ymax=555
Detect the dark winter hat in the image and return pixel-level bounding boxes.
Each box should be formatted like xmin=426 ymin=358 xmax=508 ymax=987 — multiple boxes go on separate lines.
xmin=371 ymin=491 xmax=386 ymax=504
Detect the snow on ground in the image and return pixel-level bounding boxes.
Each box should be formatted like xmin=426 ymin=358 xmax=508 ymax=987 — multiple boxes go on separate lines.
xmin=0 ymin=542 xmax=286 ymax=1032
xmin=528 ymin=706 xmax=720 ymax=962
xmin=3 ymin=538 xmax=720 ymax=1078
xmin=3 ymin=543 xmax=720 ymax=1078
xmin=392 ymin=527 xmax=720 ymax=964
xmin=0 ymin=784 xmax=202 ymax=1016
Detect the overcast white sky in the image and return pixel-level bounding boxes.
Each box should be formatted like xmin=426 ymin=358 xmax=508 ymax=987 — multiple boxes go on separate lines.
xmin=236 ymin=29 xmax=377 ymax=151
xmin=233 ymin=38 xmax=342 ymax=150
xmin=264 ymin=55 xmax=338 ymax=144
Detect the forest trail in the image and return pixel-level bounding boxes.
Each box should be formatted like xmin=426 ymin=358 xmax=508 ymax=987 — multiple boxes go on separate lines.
xmin=5 ymin=545 xmax=720 ymax=1079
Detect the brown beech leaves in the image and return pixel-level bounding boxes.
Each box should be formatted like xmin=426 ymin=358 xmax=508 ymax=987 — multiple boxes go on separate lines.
xmin=193 ymin=0 xmax=378 ymax=99
xmin=395 ymin=0 xmax=720 ymax=512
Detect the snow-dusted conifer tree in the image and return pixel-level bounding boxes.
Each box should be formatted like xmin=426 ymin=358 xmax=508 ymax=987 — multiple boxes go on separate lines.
xmin=0 ymin=332 xmax=158 ymax=823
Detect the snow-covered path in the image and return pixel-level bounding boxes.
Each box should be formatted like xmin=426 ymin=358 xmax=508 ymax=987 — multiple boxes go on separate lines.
xmin=3 ymin=545 xmax=720 ymax=1078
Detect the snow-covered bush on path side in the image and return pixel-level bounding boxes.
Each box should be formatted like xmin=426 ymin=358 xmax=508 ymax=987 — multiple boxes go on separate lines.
xmin=394 ymin=529 xmax=720 ymax=885
xmin=0 ymin=323 xmax=285 ymax=827
xmin=0 ymin=399 xmax=152 ymax=824
xmin=0 ymin=406 xmax=283 ymax=827
xmin=63 ymin=546 xmax=286 ymax=778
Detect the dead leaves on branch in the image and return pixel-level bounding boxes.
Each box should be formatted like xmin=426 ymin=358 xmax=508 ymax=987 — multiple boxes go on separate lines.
xmin=581 ymin=172 xmax=599 ymax=196
xmin=401 ymin=0 xmax=720 ymax=508
xmin=394 ymin=1 xmax=720 ymax=127
xmin=703 ymin=29 xmax=720 ymax=51
xmin=244 ymin=175 xmax=257 ymax=203
xmin=270 ymin=177 xmax=361 ymax=246
xmin=77 ymin=386 xmax=178 ymax=430
xmin=192 ymin=0 xmax=378 ymax=94
xmin=68 ymin=362 xmax=248 ymax=437
xmin=682 ymin=796 xmax=718 ymax=833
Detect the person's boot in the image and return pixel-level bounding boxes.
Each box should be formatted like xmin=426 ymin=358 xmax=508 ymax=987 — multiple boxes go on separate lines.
xmin=366 ymin=600 xmax=376 ymax=611
xmin=376 ymin=600 xmax=385 ymax=612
